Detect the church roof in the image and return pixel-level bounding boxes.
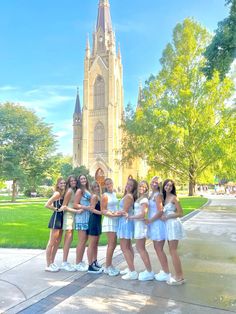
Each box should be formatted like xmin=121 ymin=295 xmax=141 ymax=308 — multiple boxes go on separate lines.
xmin=96 ymin=0 xmax=112 ymax=33
xmin=74 ymin=88 xmax=81 ymax=115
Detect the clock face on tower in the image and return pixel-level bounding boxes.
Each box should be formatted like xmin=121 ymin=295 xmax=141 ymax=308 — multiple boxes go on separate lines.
xmin=99 ymin=35 xmax=103 ymax=42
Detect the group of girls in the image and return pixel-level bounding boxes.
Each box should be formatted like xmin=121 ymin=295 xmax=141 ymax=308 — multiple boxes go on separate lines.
xmin=45 ymin=175 xmax=185 ymax=286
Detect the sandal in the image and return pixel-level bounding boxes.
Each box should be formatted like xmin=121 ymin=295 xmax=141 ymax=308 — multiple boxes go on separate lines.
xmin=167 ymin=277 xmax=186 ymax=286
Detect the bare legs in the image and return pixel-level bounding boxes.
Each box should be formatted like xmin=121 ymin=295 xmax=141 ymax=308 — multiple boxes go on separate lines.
xmin=136 ymin=238 xmax=152 ymax=272
xmin=105 ymin=232 xmax=117 ymax=267
xmin=120 ymin=238 xmax=135 ymax=271
xmin=87 ymin=235 xmax=99 ymax=265
xmin=76 ymin=230 xmax=88 ymax=264
xmin=168 ymin=240 xmax=184 ymax=280
xmin=63 ymin=230 xmax=73 ymax=263
xmin=46 ymin=229 xmax=63 ymax=266
xmin=153 ymin=240 xmax=170 ymax=273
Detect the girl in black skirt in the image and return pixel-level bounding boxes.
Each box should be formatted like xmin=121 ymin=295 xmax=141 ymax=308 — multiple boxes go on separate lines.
xmin=87 ymin=181 xmax=103 ymax=273
xmin=45 ymin=178 xmax=66 ymax=272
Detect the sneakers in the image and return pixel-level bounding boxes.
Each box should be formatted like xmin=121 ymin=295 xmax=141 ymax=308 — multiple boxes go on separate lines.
xmin=93 ymin=260 xmax=103 ymax=270
xmin=88 ymin=264 xmax=103 ymax=274
xmin=167 ymin=277 xmax=186 ymax=286
xmin=45 ymin=263 xmax=60 ymax=272
xmin=154 ymin=270 xmax=171 ymax=282
xmin=122 ymin=270 xmax=138 ymax=280
xmin=120 ymin=267 xmax=129 ymax=275
xmin=104 ymin=266 xmax=120 ymax=276
xmin=60 ymin=262 xmax=76 ymax=272
xmin=138 ymin=270 xmax=155 ymax=281
xmin=74 ymin=261 xmax=88 ymax=272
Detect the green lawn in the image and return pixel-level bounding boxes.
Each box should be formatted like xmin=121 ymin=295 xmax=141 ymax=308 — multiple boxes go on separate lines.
xmin=0 ymin=197 xmax=207 ymax=249
xmin=0 ymin=195 xmax=47 ymax=203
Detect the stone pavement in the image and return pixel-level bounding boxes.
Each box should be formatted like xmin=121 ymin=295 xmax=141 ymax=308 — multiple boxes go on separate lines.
xmin=0 ymin=195 xmax=236 ymax=314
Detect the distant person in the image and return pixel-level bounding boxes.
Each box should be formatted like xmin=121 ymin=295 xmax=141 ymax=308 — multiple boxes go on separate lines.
xmin=60 ymin=175 xmax=78 ymax=271
xmin=87 ymin=181 xmax=103 ymax=274
xmin=117 ymin=178 xmax=138 ymax=280
xmin=73 ymin=174 xmax=91 ymax=271
xmin=146 ymin=176 xmax=170 ymax=282
xmin=161 ymin=179 xmax=185 ymax=285
xmin=128 ymin=180 xmax=154 ymax=281
xmin=101 ymin=178 xmax=121 ymax=276
xmin=45 ymin=178 xmax=66 ymax=272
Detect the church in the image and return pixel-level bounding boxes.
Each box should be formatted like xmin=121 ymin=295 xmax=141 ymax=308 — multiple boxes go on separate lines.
xmin=73 ymin=0 xmax=147 ymax=190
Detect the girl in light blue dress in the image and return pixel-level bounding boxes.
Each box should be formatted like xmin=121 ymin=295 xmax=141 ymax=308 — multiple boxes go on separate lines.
xmin=117 ymin=178 xmax=138 ymax=280
xmin=128 ymin=181 xmax=154 ymax=281
xmin=101 ymin=178 xmax=121 ymax=277
xmin=161 ymin=179 xmax=185 ymax=286
xmin=146 ymin=176 xmax=171 ymax=282
xmin=73 ymin=174 xmax=91 ymax=271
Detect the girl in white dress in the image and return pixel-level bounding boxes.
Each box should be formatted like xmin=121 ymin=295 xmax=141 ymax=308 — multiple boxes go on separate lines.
xmin=128 ymin=181 xmax=154 ymax=281
xmin=161 ymin=179 xmax=185 ymax=285
xmin=146 ymin=176 xmax=171 ymax=282
xmin=101 ymin=178 xmax=121 ymax=276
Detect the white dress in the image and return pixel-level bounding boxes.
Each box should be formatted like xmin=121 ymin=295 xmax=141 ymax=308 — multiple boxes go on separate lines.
xmin=133 ymin=197 xmax=148 ymax=239
xmin=147 ymin=192 xmax=166 ymax=241
xmin=102 ymin=192 xmax=119 ymax=232
xmin=163 ymin=202 xmax=185 ymax=240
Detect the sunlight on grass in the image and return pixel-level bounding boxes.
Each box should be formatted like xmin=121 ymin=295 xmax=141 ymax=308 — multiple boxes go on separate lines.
xmin=0 ymin=197 xmax=207 ymax=249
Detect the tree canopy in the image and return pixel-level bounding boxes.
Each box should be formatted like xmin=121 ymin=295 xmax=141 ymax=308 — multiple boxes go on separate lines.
xmin=0 ymin=102 xmax=57 ymax=201
xmin=122 ymin=18 xmax=236 ymax=195
xmin=203 ymin=0 xmax=236 ymax=80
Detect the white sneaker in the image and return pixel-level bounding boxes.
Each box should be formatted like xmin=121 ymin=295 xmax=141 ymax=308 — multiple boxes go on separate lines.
xmin=60 ymin=262 xmax=76 ymax=272
xmin=120 ymin=267 xmax=129 ymax=275
xmin=104 ymin=266 xmax=120 ymax=276
xmin=51 ymin=263 xmax=60 ymax=271
xmin=138 ymin=270 xmax=154 ymax=281
xmin=45 ymin=263 xmax=59 ymax=272
xmin=154 ymin=270 xmax=171 ymax=282
xmin=75 ymin=262 xmax=88 ymax=272
xmin=122 ymin=270 xmax=138 ymax=280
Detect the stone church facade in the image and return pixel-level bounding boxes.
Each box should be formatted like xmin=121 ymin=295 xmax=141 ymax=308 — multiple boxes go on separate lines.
xmin=73 ymin=0 xmax=147 ymax=190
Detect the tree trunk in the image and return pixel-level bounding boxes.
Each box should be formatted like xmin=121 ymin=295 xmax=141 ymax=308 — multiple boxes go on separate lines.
xmin=188 ymin=165 xmax=195 ymax=196
xmin=11 ymin=179 xmax=17 ymax=202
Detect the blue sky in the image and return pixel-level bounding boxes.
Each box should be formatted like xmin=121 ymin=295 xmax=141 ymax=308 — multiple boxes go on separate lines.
xmin=0 ymin=0 xmax=229 ymax=155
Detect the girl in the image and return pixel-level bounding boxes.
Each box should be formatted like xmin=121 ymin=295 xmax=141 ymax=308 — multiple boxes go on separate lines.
xmin=161 ymin=179 xmax=185 ymax=285
xmin=101 ymin=178 xmax=121 ymax=276
xmin=45 ymin=178 xmax=66 ymax=272
xmin=128 ymin=180 xmax=154 ymax=281
xmin=117 ymin=178 xmax=138 ymax=280
xmin=87 ymin=181 xmax=103 ymax=274
xmin=146 ymin=176 xmax=170 ymax=282
xmin=60 ymin=175 xmax=77 ymax=271
xmin=73 ymin=174 xmax=91 ymax=271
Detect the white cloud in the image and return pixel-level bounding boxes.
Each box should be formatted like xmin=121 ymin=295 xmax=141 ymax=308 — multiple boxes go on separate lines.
xmin=0 ymin=85 xmax=19 ymax=91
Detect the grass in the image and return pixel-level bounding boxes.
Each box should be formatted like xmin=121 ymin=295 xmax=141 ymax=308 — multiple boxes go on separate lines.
xmin=0 ymin=196 xmax=207 ymax=249
xmin=0 ymin=195 xmax=47 ymax=203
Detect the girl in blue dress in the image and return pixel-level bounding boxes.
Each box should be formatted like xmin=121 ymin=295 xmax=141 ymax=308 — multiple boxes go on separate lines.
xmin=73 ymin=174 xmax=91 ymax=271
xmin=146 ymin=176 xmax=171 ymax=282
xmin=117 ymin=178 xmax=138 ymax=280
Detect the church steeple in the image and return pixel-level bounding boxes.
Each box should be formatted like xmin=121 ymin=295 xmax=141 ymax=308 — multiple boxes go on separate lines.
xmin=74 ymin=87 xmax=82 ymax=119
xmin=96 ymin=0 xmax=112 ymax=33
xmin=93 ymin=0 xmax=115 ymax=55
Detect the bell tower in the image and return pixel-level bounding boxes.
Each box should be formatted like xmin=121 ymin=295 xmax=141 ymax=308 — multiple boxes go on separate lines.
xmin=73 ymin=0 xmax=124 ymax=189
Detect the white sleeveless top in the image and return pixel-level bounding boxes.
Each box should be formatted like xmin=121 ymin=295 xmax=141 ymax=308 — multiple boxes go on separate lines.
xmin=102 ymin=191 xmax=119 ymax=232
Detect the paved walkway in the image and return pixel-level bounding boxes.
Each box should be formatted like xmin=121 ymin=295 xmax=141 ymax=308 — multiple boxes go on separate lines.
xmin=0 ymin=195 xmax=236 ymax=314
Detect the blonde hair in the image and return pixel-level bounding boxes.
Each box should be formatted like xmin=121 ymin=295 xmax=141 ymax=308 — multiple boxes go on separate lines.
xmin=90 ymin=181 xmax=101 ymax=196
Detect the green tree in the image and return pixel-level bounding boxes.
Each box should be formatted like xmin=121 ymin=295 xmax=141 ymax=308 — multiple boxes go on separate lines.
xmin=203 ymin=0 xmax=236 ymax=80
xmin=0 ymin=102 xmax=57 ymax=201
xmin=122 ymin=19 xmax=236 ymax=196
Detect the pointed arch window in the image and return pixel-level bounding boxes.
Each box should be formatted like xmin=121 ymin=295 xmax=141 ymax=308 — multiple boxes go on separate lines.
xmin=94 ymin=122 xmax=105 ymax=153
xmin=94 ymin=76 xmax=105 ymax=110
